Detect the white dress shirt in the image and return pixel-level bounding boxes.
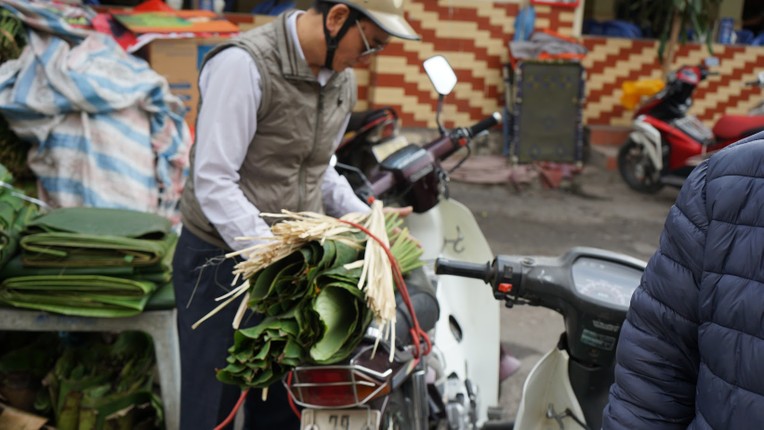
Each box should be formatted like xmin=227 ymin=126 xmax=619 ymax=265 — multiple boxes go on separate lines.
xmin=194 ymin=12 xmax=369 ymax=251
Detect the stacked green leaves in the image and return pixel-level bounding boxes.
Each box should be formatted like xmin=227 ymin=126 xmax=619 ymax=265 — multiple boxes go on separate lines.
xmin=216 ymin=212 xmax=423 ymax=389
xmin=19 ymin=207 xmax=175 ymax=268
xmin=0 ymin=207 xmax=176 ymax=317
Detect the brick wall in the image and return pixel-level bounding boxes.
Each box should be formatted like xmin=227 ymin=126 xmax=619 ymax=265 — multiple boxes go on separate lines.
xmin=582 ymin=38 xmax=764 ymax=127
xmin=360 ymin=0 xmax=764 ymax=129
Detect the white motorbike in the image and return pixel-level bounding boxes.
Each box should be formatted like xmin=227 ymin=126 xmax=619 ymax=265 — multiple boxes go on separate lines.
xmin=436 ymin=248 xmax=646 ymax=430
xmin=287 ymin=55 xmax=503 ymax=430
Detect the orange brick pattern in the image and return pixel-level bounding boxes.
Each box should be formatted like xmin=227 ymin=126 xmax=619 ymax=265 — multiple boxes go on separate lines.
xmin=363 ymin=1 xmax=577 ymax=128
xmin=582 ymin=38 xmax=764 ymax=127
xmin=360 ymin=1 xmax=764 ymax=130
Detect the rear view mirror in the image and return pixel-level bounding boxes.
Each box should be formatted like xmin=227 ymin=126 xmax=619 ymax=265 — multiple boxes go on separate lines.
xmin=423 ymin=55 xmax=457 ymax=96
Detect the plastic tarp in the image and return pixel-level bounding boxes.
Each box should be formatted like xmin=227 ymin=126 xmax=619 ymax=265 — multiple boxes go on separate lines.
xmin=0 ymin=0 xmax=191 ymax=221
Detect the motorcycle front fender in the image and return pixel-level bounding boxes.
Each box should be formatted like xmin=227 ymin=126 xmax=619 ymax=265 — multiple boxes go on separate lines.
xmin=631 ymin=117 xmax=663 ymax=171
xmin=513 ymin=347 xmax=586 ymax=430
xmin=405 ymin=198 xmax=500 ymax=426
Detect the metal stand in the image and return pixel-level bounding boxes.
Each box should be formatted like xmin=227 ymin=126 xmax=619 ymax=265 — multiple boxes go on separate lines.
xmin=0 ymin=308 xmax=181 ymax=430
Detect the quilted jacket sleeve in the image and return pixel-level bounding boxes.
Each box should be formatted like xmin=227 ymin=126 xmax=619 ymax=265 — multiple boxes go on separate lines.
xmin=602 ymin=164 xmax=708 ymax=429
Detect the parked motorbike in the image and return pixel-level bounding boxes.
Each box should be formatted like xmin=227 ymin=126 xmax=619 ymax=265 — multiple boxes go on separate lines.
xmin=618 ymin=61 xmax=764 ymax=193
xmin=435 ymin=248 xmax=646 ymax=430
xmin=747 ymin=71 xmax=764 ymax=115
xmin=285 ymin=55 xmax=504 ymax=430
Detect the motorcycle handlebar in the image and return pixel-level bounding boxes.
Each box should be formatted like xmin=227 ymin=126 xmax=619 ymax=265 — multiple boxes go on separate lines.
xmin=424 ymin=113 xmax=503 ymax=162
xmin=468 ymin=112 xmax=502 ymax=138
xmin=434 ymin=258 xmax=493 ymax=283
xmin=367 ymin=113 xmax=502 ymax=199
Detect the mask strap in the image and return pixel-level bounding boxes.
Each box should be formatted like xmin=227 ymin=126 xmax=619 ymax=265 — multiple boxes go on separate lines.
xmin=322 ymin=8 xmax=359 ymax=69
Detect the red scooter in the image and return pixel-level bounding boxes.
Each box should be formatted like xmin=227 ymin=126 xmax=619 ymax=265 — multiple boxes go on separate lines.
xmin=618 ymin=64 xmax=764 ymax=193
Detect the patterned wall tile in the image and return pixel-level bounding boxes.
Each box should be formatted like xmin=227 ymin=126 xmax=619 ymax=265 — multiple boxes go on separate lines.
xmin=359 ymin=1 xmax=764 ymax=131
xmin=582 ymin=38 xmax=764 ymax=127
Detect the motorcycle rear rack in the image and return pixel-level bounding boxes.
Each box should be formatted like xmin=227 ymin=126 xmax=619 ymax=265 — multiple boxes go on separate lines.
xmin=286 ymin=364 xmax=391 ymax=409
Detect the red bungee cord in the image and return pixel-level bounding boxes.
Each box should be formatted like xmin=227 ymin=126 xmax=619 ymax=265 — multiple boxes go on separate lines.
xmin=214 ymin=389 xmax=249 ymax=430
xmin=338 ymin=218 xmax=432 ymax=358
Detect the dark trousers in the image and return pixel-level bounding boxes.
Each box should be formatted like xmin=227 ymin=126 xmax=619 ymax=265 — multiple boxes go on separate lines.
xmin=173 ymin=227 xmax=300 ymax=430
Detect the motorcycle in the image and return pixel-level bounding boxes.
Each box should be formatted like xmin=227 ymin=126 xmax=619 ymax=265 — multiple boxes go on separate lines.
xmin=285 ymin=55 xmax=505 ymax=429
xmin=747 ymin=71 xmax=764 ymax=116
xmin=618 ymin=60 xmax=764 ymax=193
xmin=435 ymin=248 xmax=646 ymax=430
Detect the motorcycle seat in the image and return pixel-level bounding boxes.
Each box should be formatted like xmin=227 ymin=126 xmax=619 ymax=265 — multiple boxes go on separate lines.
xmin=394 ymin=266 xmax=439 ymax=348
xmin=713 ymin=115 xmax=764 ymax=141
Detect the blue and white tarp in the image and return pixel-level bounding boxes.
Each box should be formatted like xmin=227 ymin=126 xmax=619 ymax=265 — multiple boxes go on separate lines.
xmin=0 ymin=0 xmax=191 ymax=221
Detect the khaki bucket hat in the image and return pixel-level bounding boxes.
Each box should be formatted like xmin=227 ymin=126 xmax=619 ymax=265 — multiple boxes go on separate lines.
xmin=324 ymin=0 xmax=421 ymax=40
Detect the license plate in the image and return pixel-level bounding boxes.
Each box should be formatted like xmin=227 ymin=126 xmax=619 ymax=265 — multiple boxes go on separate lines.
xmin=300 ymin=408 xmax=381 ymax=430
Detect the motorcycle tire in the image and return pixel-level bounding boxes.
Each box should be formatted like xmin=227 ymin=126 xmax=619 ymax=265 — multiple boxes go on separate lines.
xmin=617 ymin=138 xmax=664 ymax=194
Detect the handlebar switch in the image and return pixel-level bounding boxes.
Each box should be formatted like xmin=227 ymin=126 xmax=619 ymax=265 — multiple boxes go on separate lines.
xmin=493 ymin=257 xmax=525 ymax=307
xmin=353 ymin=184 xmax=375 ymax=206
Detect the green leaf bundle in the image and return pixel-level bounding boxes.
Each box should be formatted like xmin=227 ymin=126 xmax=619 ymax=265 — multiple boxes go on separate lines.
xmin=211 ymin=206 xmax=424 ymax=390
xmin=0 ymin=163 xmax=37 ymax=269
xmin=20 ymin=207 xmax=176 ymax=268
xmin=48 ymin=332 xmax=161 ymax=430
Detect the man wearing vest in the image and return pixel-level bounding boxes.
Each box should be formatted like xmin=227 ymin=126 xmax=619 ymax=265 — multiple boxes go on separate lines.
xmin=172 ymin=1 xmax=420 ymax=428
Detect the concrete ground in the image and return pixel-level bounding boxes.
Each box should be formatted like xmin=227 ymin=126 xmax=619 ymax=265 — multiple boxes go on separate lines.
xmin=444 ymin=161 xmax=682 ymax=423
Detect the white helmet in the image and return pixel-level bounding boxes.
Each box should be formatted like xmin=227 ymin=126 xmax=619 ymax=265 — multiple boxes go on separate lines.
xmin=321 ymin=0 xmax=420 ymax=40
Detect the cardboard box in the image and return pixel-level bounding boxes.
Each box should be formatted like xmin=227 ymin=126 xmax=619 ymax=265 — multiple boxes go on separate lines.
xmin=224 ymin=12 xmax=274 ymax=32
xmin=0 ymin=403 xmax=49 ymax=430
xmin=138 ymin=36 xmax=229 ymax=127
xmin=137 ymin=15 xmax=273 ymax=127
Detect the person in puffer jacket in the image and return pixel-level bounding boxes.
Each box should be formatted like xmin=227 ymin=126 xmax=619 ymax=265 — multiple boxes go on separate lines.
xmin=603 ymin=131 xmax=764 ymax=429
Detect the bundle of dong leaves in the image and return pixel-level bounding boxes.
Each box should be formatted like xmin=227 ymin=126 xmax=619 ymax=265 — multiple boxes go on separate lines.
xmin=216 ymin=210 xmax=423 ymax=389
xmin=0 ymin=163 xmax=37 ymax=270
xmin=0 ymin=11 xmax=31 ymax=181
xmin=48 ymin=332 xmax=161 ymax=430
xmin=0 ymin=206 xmax=177 ymax=317
xmin=0 ymin=332 xmax=161 ymax=429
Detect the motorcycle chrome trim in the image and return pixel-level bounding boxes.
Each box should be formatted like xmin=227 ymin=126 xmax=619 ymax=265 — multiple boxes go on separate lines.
xmin=631 ymin=116 xmax=663 ymax=171
xmin=287 ymin=365 xmax=390 ymax=409
xmin=286 ymin=343 xmax=422 ymax=409
xmin=410 ymin=367 xmax=429 ymax=430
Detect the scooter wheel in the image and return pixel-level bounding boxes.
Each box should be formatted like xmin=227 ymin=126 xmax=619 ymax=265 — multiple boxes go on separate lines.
xmin=617 ymin=138 xmax=664 ymax=194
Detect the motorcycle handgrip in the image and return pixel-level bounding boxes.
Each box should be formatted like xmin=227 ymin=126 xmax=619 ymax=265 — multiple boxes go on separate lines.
xmin=370 ymin=171 xmax=395 ymax=198
xmin=468 ymin=112 xmax=502 ymax=138
xmin=434 ymin=258 xmax=493 ymax=284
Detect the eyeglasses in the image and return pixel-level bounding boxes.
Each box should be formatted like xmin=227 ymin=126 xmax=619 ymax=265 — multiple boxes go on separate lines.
xmin=355 ymin=20 xmax=385 ymax=57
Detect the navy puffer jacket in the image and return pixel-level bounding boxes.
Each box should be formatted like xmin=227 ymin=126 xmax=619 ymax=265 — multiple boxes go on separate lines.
xmin=603 ymin=132 xmax=764 ymax=429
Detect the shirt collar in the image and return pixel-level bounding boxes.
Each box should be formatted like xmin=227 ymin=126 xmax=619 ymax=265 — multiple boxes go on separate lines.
xmin=287 ymin=10 xmax=334 ymax=86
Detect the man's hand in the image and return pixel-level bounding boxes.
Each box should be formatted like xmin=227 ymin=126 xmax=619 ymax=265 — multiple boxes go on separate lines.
xmin=383 ymin=206 xmax=413 ymax=218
